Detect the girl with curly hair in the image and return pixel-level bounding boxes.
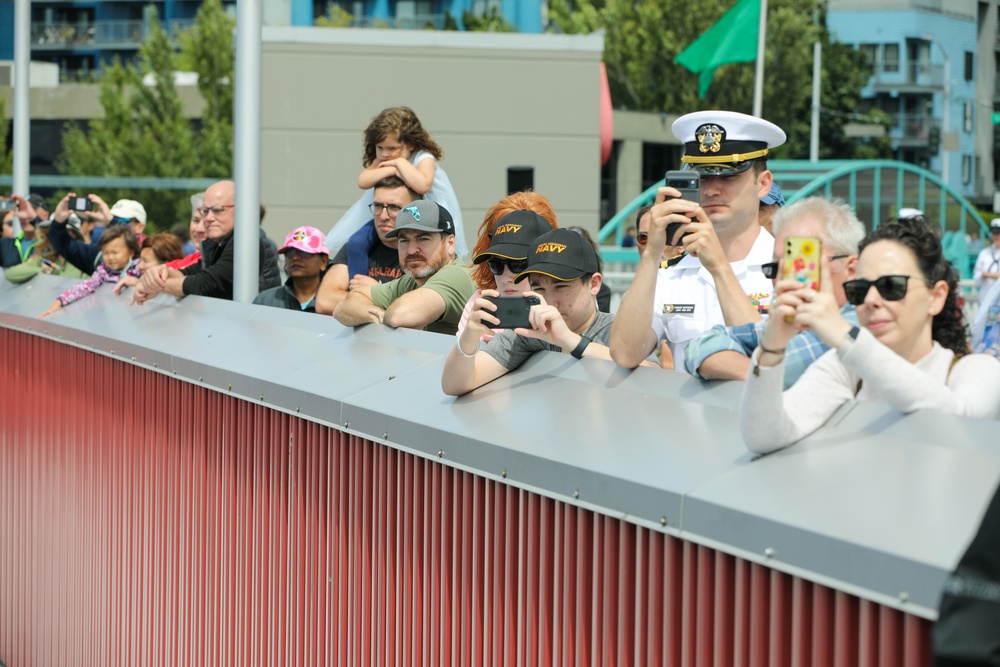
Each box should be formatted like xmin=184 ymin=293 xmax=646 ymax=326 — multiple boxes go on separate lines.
xmin=327 ymin=107 xmax=467 ymax=258
xmin=741 ymin=216 xmax=1000 ymax=453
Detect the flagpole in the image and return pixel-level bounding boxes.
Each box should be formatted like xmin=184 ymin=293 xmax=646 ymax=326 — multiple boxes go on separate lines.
xmin=752 ymin=0 xmax=767 ymax=117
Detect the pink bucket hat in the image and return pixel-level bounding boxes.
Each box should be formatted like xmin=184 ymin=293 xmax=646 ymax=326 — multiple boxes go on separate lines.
xmin=278 ymin=226 xmax=329 ymax=256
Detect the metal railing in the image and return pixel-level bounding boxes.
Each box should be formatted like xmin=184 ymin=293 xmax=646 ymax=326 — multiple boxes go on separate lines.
xmin=868 ymin=62 xmax=943 ymax=87
xmin=347 ymin=14 xmax=447 ymax=29
xmin=887 ymin=113 xmax=934 ymax=140
xmin=30 ymin=19 xmax=194 ymax=48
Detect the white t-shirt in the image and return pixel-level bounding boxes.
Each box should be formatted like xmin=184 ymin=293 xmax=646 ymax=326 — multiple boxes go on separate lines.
xmin=651 ymin=228 xmax=775 ymax=369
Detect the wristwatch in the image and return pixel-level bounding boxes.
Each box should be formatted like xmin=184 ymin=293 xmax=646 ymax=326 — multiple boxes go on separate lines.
xmin=839 ymin=325 xmax=861 ymax=356
xmin=570 ymin=334 xmax=592 ymax=360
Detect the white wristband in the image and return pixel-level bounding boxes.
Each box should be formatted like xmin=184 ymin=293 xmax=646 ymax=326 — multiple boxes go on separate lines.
xmin=455 ymin=332 xmax=477 ymax=358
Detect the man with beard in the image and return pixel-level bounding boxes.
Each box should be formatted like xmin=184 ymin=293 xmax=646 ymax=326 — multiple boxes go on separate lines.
xmin=333 ymin=200 xmax=474 ymax=334
xmin=316 ymin=176 xmax=416 ymax=314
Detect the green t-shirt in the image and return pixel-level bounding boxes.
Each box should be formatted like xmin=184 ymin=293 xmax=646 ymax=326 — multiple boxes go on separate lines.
xmin=369 ymin=259 xmax=475 ymax=335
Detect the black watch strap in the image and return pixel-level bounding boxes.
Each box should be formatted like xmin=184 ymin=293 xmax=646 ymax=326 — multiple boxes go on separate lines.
xmin=847 ymin=326 xmax=860 ymax=341
xmin=570 ymin=334 xmax=592 ymax=360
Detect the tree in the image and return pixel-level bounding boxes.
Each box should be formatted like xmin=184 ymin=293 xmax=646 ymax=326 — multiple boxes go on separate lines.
xmin=550 ymin=0 xmax=890 ymax=160
xmin=0 ymin=98 xmax=12 ymax=175
xmin=58 ymin=3 xmax=236 ymax=230
xmin=176 ymin=0 xmax=235 ymax=175
xmin=315 ymin=3 xmax=353 ymax=27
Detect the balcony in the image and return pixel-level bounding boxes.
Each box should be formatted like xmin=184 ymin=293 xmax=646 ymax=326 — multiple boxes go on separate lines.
xmin=345 ymin=14 xmax=447 ymax=29
xmin=30 ymin=19 xmax=194 ymax=50
xmin=885 ymin=112 xmax=936 ymax=147
xmin=868 ymin=62 xmax=944 ymax=92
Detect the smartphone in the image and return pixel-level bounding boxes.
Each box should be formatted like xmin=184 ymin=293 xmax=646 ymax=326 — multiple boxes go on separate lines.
xmin=41 ymin=258 xmax=56 ymax=268
xmin=70 ymin=196 xmax=92 ymax=212
xmin=663 ymin=170 xmax=700 ymax=244
xmin=0 ymin=199 xmax=15 ymax=211
xmin=784 ymin=236 xmax=822 ymax=290
xmin=483 ymin=295 xmax=541 ymax=329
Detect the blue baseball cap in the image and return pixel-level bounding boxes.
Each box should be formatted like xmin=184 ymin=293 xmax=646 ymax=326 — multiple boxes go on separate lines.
xmin=761 ymin=182 xmax=785 ymax=207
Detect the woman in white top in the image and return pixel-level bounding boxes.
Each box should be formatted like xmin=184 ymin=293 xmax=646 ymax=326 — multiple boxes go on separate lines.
xmin=741 ymin=217 xmax=1000 ymax=454
xmin=973 ymin=220 xmax=1000 ymax=297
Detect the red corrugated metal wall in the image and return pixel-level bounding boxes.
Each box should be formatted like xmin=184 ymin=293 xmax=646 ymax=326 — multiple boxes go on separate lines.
xmin=0 ymin=329 xmax=933 ymax=666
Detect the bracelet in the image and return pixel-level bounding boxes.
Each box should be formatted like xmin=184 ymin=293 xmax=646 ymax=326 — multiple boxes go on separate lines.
xmin=454 ymin=332 xmax=477 ymax=358
xmin=759 ymin=343 xmax=786 ymax=356
xmin=570 ymin=334 xmax=592 ymax=360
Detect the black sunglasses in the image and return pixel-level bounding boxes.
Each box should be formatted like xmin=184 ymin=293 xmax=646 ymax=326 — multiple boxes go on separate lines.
xmin=486 ymin=257 xmax=528 ymax=276
xmin=843 ymin=275 xmax=911 ymax=306
xmin=762 ymin=254 xmax=849 ymax=281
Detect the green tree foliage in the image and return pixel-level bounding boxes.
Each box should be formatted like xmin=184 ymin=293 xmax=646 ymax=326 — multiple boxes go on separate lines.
xmin=550 ymin=0 xmax=890 ymax=160
xmin=175 ymin=0 xmax=235 ymax=176
xmin=315 ymin=3 xmax=354 ymax=27
xmin=0 ymin=98 xmax=12 ymax=174
xmin=462 ymin=7 xmax=518 ymax=32
xmin=58 ymin=3 xmax=235 ymax=230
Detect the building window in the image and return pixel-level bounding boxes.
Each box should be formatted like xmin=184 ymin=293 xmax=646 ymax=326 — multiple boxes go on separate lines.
xmin=860 ymin=43 xmax=878 ymax=68
xmin=884 ymin=43 xmax=900 ymax=73
xmin=966 ymin=101 xmax=973 ymax=133
xmin=962 ymin=154 xmax=972 ymax=185
xmin=965 ymin=52 xmax=974 ymax=81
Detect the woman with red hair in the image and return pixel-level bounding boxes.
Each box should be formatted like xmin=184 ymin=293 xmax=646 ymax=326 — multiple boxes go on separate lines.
xmin=457 ymin=192 xmax=558 ymax=341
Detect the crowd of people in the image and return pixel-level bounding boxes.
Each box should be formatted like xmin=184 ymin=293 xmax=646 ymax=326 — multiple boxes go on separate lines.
xmin=3 ymin=105 xmax=1000 ymax=451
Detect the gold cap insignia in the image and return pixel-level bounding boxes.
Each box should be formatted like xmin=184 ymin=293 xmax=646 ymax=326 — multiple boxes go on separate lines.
xmin=696 ymin=123 xmax=724 ymax=154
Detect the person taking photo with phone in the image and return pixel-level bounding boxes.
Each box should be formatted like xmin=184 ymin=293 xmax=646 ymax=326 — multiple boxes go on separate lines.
xmin=0 ymin=194 xmax=49 ymax=268
xmin=610 ymin=110 xmax=784 ymax=371
xmin=456 ymin=196 xmax=557 ymax=343
xmin=442 ymin=228 xmax=620 ymax=397
xmin=740 ymin=217 xmax=1000 ymax=454
xmin=684 ymin=197 xmax=865 ymax=388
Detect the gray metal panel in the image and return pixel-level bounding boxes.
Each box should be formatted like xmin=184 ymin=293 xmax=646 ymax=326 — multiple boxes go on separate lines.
xmin=2 ymin=275 xmax=998 ymax=620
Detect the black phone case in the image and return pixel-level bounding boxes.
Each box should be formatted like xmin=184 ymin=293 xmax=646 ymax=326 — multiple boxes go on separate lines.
xmin=484 ymin=295 xmax=540 ymax=329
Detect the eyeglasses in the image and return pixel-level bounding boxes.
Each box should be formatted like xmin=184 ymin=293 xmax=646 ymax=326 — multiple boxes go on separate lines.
xmin=762 ymin=254 xmax=850 ymax=280
xmin=197 ymin=205 xmax=234 ymax=217
xmin=843 ymin=275 xmax=911 ymax=306
xmin=486 ymin=257 xmax=529 ymax=276
xmin=2 ymin=220 xmax=12 ymax=227
xmin=637 ymin=232 xmax=649 ymax=244
xmin=370 ymin=202 xmax=403 ymax=216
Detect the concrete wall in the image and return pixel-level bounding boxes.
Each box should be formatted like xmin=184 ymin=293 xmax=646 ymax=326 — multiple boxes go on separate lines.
xmin=259 ymin=27 xmax=604 ymax=247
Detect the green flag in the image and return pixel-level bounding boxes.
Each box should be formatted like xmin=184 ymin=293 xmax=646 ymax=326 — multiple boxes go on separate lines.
xmin=675 ymin=0 xmax=761 ymax=99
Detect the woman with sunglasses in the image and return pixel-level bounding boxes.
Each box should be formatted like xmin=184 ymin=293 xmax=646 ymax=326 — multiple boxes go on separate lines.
xmin=456 ymin=193 xmax=557 ymax=342
xmin=741 ymin=217 xmax=1000 ymax=454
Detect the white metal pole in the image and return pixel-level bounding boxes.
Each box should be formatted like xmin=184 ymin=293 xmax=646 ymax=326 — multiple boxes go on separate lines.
xmin=941 ymin=48 xmax=950 ymax=185
xmin=810 ymin=40 xmax=821 ymax=162
xmin=752 ymin=0 xmax=767 ymax=118
xmin=12 ymin=0 xmax=31 ymax=236
xmin=233 ymin=0 xmax=262 ymax=303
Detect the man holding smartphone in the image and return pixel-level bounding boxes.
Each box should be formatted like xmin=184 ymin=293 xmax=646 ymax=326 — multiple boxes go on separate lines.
xmin=441 ymin=228 xmax=615 ymax=396
xmin=611 ymin=110 xmax=784 ymax=371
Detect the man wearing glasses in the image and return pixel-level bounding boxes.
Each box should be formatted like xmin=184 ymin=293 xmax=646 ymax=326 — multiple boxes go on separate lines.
xmin=684 ymin=196 xmax=863 ymax=388
xmin=133 ymin=180 xmax=281 ymax=303
xmin=333 ymin=200 xmax=474 ymax=334
xmin=611 ymin=110 xmax=785 ymax=371
xmin=316 ymin=176 xmax=418 ymax=314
